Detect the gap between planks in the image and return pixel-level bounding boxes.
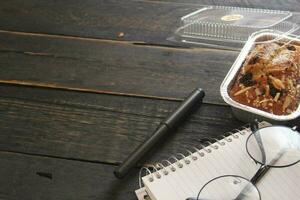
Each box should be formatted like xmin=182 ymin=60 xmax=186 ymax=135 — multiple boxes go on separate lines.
xmin=0 ymin=80 xmax=181 ymax=101
xmin=0 ymin=149 xmax=152 ymax=170
xmin=0 ymin=29 xmax=233 ymax=105
xmin=0 ymin=29 xmax=238 ymax=52
xmin=0 ymin=149 xmax=118 ymax=166
xmin=0 ymin=80 xmax=228 ymax=106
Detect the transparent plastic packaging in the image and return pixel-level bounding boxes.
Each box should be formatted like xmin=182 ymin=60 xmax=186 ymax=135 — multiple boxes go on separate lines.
xmin=171 ymin=6 xmax=299 ymax=49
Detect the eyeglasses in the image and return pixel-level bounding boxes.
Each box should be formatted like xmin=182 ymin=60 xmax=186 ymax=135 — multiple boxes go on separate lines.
xmin=186 ymin=121 xmax=300 ymax=200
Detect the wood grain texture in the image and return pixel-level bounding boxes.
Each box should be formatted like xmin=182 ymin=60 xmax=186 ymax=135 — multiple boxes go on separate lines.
xmin=150 ymin=0 xmax=300 ymax=11
xmin=0 ymin=84 xmax=242 ymax=164
xmin=0 ymin=151 xmax=138 ymax=200
xmin=0 ymin=0 xmax=199 ymax=44
xmin=0 ymin=31 xmax=238 ymax=104
xmin=2 ymin=1 xmax=298 ymax=199
xmin=0 ymin=0 xmax=298 ymax=45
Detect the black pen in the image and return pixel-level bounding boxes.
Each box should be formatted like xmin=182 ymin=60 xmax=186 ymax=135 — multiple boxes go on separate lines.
xmin=114 ymin=88 xmax=205 ymax=179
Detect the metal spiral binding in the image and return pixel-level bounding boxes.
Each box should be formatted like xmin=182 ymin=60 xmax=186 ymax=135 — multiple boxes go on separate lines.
xmin=138 ymin=122 xmax=270 ymax=185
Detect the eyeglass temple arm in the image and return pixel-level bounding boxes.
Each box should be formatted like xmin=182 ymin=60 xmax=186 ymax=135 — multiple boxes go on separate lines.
xmin=250 ymin=165 xmax=269 ymax=184
xmin=233 ymin=155 xmax=281 ymax=200
xmin=186 ymin=155 xmax=285 ymax=200
xmin=250 ymin=150 xmax=285 ymax=185
xmin=235 ymin=122 xmax=285 ymax=200
xmin=250 ymin=119 xmax=267 ymax=164
xmin=187 ymin=122 xmax=286 ymax=200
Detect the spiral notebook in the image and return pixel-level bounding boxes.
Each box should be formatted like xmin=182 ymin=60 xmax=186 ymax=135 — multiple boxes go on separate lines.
xmin=135 ymin=121 xmax=300 ymax=200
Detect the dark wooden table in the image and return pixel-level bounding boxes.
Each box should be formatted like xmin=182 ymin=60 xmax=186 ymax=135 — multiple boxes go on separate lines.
xmin=0 ymin=1 xmax=299 ymax=200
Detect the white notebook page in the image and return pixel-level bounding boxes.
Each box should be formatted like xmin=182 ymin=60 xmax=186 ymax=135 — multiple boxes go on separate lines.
xmin=141 ymin=125 xmax=300 ymax=200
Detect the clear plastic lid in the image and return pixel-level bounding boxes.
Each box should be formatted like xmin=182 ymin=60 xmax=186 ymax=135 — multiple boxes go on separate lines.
xmin=171 ymin=6 xmax=300 ymax=49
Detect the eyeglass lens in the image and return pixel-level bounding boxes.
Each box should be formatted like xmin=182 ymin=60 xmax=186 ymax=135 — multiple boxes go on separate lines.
xmin=194 ymin=126 xmax=300 ymax=200
xmin=196 ymin=175 xmax=260 ymax=200
xmin=246 ymin=126 xmax=300 ymax=167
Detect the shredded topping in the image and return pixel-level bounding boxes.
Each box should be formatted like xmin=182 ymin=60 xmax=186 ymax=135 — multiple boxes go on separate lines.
xmin=230 ymin=41 xmax=300 ymax=115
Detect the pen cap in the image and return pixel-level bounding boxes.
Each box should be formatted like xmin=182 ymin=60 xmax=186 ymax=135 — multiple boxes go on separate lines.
xmin=164 ymin=88 xmax=205 ymax=128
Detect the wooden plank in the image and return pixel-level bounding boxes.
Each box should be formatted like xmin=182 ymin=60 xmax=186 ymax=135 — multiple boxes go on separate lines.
xmin=0 ymin=31 xmax=238 ymax=104
xmin=0 ymin=84 xmax=242 ymax=164
xmin=0 ymin=0 xmax=298 ymax=44
xmin=149 ymin=0 xmax=300 ymax=11
xmin=0 ymin=0 xmax=199 ymax=44
xmin=0 ymin=151 xmax=138 ymax=200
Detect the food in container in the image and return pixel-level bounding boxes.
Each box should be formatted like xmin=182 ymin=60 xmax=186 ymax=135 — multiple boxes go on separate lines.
xmin=170 ymin=5 xmax=300 ymax=121
xmin=221 ymin=31 xmax=300 ymax=122
xmin=230 ymin=41 xmax=300 ymax=115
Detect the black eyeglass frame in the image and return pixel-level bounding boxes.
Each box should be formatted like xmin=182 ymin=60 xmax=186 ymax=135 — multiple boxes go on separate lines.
xmin=187 ymin=123 xmax=300 ymax=200
xmin=195 ymin=174 xmax=262 ymax=200
xmin=246 ymin=125 xmax=300 ymax=168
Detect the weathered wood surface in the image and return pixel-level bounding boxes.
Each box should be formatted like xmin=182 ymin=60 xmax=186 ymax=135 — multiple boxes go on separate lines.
xmin=0 ymin=0 xmax=298 ymax=45
xmin=0 ymin=0 xmax=297 ymax=200
xmin=0 ymin=0 xmax=198 ymax=44
xmin=152 ymin=0 xmax=300 ymax=11
xmin=0 ymin=30 xmax=237 ymax=104
xmin=0 ymin=151 xmax=139 ymax=200
xmin=0 ymin=84 xmax=241 ymax=165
